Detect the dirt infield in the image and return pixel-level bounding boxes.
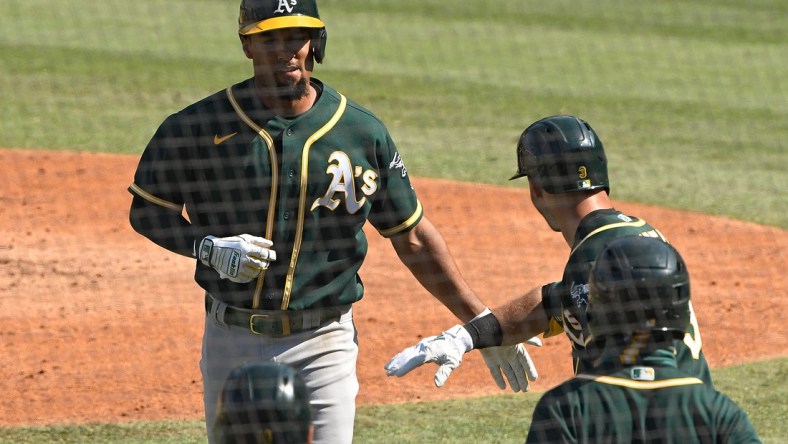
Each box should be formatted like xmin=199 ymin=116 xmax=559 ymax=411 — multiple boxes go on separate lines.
xmin=1 ymin=148 xmax=786 ymax=426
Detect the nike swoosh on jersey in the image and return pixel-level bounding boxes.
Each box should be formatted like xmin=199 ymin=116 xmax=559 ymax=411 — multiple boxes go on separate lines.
xmin=213 ymin=132 xmax=238 ymax=145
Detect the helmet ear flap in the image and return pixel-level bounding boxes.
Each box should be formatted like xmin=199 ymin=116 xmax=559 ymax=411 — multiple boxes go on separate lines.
xmin=312 ymin=28 xmax=327 ymax=63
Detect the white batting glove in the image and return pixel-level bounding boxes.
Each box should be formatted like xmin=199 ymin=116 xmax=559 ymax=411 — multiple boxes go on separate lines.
xmin=384 ymin=325 xmax=472 ymax=387
xmin=479 ymin=337 xmax=541 ymax=392
xmin=198 ymin=234 xmax=276 ymax=283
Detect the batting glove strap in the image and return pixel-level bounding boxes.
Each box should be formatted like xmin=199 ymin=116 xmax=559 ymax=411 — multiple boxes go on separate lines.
xmin=465 ymin=311 xmax=504 ymax=349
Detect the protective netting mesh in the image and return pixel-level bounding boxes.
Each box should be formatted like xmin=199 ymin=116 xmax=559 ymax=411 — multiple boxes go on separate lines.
xmin=1 ymin=1 xmax=783 ymax=442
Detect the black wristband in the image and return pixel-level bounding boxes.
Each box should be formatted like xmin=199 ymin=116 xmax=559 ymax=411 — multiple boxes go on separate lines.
xmin=464 ymin=313 xmax=503 ymax=349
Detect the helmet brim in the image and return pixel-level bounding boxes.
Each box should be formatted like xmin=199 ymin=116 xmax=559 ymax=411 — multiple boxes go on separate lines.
xmin=239 ymin=15 xmax=325 ymax=35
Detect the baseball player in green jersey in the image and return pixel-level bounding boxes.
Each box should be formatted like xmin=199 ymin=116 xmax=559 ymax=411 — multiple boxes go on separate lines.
xmin=127 ymin=1 xmax=524 ymax=443
xmin=525 ymin=236 xmax=760 ymax=443
xmin=386 ymin=115 xmax=712 ymax=391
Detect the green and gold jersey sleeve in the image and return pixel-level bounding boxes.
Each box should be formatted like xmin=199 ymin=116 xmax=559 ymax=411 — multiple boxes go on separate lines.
xmin=367 ymin=132 xmax=422 ymax=237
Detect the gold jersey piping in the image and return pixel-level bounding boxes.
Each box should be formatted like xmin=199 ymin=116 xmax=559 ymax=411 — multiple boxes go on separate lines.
xmin=575 ymin=373 xmax=704 ymax=389
xmin=378 ymin=201 xmax=423 ymax=237
xmin=281 ymin=93 xmax=348 ymax=310
xmin=129 ymin=183 xmax=182 ymax=212
xmin=569 ymin=219 xmax=655 ymax=257
xmin=226 ymin=85 xmax=278 ymax=309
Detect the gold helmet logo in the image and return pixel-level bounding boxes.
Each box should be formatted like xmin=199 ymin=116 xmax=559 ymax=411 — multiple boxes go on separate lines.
xmin=578 ymin=165 xmax=588 ymax=179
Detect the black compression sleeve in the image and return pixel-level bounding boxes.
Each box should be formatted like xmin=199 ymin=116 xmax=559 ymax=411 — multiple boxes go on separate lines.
xmin=464 ymin=313 xmax=504 ymax=349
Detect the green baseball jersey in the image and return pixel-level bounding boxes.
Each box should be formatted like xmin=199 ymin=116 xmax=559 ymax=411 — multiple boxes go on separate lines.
xmin=129 ymin=78 xmax=422 ymax=310
xmin=541 ymin=209 xmax=712 ymax=384
xmin=525 ymin=351 xmax=761 ymax=443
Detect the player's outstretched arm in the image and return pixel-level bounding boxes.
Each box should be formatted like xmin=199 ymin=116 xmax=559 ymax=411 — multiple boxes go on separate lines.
xmin=385 ymin=285 xmax=547 ymax=391
xmin=387 ymin=217 xmax=548 ymax=391
xmin=389 ymin=216 xmax=485 ymax=322
xmin=384 ymin=319 xmax=542 ymax=391
xmin=491 ymin=286 xmax=550 ymax=346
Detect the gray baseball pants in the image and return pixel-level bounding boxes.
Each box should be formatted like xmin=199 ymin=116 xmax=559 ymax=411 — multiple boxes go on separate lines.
xmin=201 ymin=295 xmax=358 ymax=444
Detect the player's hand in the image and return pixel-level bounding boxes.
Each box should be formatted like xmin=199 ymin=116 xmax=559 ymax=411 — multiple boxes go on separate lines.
xmin=479 ymin=337 xmax=541 ymax=392
xmin=198 ymin=234 xmax=276 ymax=283
xmin=384 ymin=325 xmax=472 ymax=387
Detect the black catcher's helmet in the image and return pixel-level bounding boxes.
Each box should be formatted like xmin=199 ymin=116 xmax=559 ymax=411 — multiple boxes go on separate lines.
xmin=213 ymin=362 xmax=312 ymax=444
xmin=510 ymin=115 xmax=609 ymax=194
xmin=238 ymin=0 xmax=327 ymax=63
xmin=587 ymin=236 xmax=691 ymax=342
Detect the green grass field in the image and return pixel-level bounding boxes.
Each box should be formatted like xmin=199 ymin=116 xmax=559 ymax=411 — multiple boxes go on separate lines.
xmin=1 ymin=357 xmax=786 ymax=443
xmin=1 ymin=0 xmax=786 ymax=442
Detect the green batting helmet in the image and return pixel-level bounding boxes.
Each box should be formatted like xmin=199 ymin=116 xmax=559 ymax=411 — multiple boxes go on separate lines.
xmin=238 ymin=0 xmax=327 ymax=63
xmin=213 ymin=362 xmax=312 ymax=444
xmin=510 ymin=115 xmax=609 ymax=194
xmin=587 ymin=236 xmax=691 ymax=342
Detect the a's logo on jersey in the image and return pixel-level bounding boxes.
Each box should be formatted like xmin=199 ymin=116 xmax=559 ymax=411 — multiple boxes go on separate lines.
xmin=570 ymin=282 xmax=589 ymax=308
xmin=275 ymin=0 xmax=297 ymax=14
xmin=389 ymin=152 xmax=408 ymax=178
xmin=311 ymin=151 xmax=378 ymax=214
